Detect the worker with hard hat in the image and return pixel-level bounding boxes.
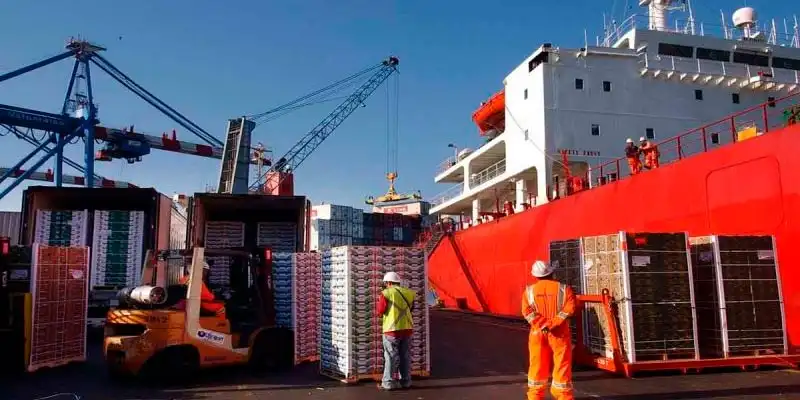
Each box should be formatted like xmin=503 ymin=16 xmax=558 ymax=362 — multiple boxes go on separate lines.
xmin=176 ymin=259 xmax=226 ymax=317
xmin=639 ymin=136 xmax=660 ymax=170
xmin=522 ymin=260 xmax=577 ymax=400
xmin=376 ymin=271 xmax=418 ymax=391
xmin=624 ymin=138 xmax=642 ymax=175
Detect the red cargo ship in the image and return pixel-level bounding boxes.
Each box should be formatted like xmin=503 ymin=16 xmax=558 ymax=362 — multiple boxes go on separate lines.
xmin=424 ymin=3 xmax=800 ymax=371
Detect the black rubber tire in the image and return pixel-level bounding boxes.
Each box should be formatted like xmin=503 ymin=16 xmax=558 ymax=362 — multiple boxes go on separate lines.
xmin=140 ymin=346 xmax=199 ymax=382
xmin=249 ymin=328 xmax=294 ymax=372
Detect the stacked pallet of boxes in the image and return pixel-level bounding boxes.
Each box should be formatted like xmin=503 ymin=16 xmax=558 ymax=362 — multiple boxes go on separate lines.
xmin=90 ymin=211 xmax=145 ymax=288
xmin=271 ymin=252 xmax=322 ymax=364
xmin=34 ymin=210 xmax=88 ymax=247
xmin=257 ymin=222 xmax=297 ymax=253
xmin=689 ymin=235 xmax=787 ymax=358
xmin=560 ymin=232 xmax=698 ymax=363
xmin=203 ymin=221 xmax=245 ymax=289
xmin=319 ymin=246 xmax=430 ymax=383
xmin=549 ymin=239 xmax=584 ymax=344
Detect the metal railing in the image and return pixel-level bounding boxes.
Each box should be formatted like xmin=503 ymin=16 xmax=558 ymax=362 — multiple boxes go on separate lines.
xmin=430 ymin=183 xmax=464 ymax=207
xmin=641 ymin=54 xmax=800 ymax=85
xmin=437 ymin=156 xmax=460 ymax=175
xmin=585 ymin=92 xmax=800 ymax=187
xmin=602 ymin=13 xmax=800 ymax=49
xmin=469 ymin=159 xmax=506 ymax=188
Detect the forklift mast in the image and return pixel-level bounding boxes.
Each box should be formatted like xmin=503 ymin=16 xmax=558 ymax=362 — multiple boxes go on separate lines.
xmin=256 ymin=248 xmax=276 ymax=327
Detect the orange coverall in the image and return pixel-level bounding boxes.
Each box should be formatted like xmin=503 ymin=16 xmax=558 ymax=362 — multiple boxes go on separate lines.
xmin=521 ymin=279 xmax=577 ymax=400
xmin=177 ymin=275 xmax=226 ymax=317
xmin=640 ymin=141 xmax=660 ymax=169
xmin=624 ymin=144 xmax=642 ymax=175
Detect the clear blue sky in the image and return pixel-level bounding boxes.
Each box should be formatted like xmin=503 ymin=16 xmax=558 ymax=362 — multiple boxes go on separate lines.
xmin=0 ymin=0 xmax=792 ymax=211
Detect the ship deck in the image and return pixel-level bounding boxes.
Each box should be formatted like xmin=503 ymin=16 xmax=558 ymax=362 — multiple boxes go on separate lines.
xmin=4 ymin=310 xmax=800 ymax=400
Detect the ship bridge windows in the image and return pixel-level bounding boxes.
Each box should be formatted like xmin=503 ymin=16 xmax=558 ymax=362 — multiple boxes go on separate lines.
xmin=591 ymin=124 xmax=600 ymax=136
xmin=696 ymin=47 xmax=730 ymax=62
xmin=575 ymin=78 xmax=584 ymax=90
xmin=733 ymin=51 xmax=769 ymax=67
xmin=602 ymin=81 xmax=612 ymax=92
xmin=695 ymin=89 xmax=704 ymax=101
xmin=645 ymin=128 xmax=655 ymax=140
xmin=773 ymin=57 xmax=800 ymax=71
xmin=658 ymin=43 xmax=693 ymax=58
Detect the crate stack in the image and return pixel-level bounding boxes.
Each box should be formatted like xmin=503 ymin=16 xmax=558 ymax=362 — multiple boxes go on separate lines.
xmin=311 ymin=205 xmax=357 ymax=251
xmin=580 ymin=232 xmax=698 ymax=363
xmin=272 ymin=252 xmax=294 ymax=328
xmin=90 ymin=211 xmax=145 ymax=288
xmin=28 ymin=244 xmax=90 ymax=373
xmin=293 ymin=252 xmax=322 ymax=363
xmin=319 ymin=246 xmax=430 ymax=383
xmin=549 ymin=239 xmax=584 ymax=344
xmin=34 ymin=210 xmax=88 ymax=247
xmin=203 ymin=221 xmax=245 ymax=287
xmin=689 ymin=235 xmax=787 ymax=358
xmin=256 ymin=222 xmax=297 ymax=253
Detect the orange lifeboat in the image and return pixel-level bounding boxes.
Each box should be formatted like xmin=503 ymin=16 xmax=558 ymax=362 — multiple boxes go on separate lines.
xmin=471 ymin=90 xmax=505 ymax=136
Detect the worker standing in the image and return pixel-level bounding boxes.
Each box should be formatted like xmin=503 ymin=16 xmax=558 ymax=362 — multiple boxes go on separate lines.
xmin=624 ymin=138 xmax=642 ymax=175
xmin=376 ymin=271 xmax=417 ymax=391
xmin=522 ymin=261 xmax=577 ymax=400
xmin=639 ymin=137 xmax=660 ymax=170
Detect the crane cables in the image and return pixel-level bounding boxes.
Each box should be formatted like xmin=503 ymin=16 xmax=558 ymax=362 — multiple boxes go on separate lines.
xmin=245 ymin=62 xmax=386 ymax=126
xmin=385 ymin=70 xmax=400 ymax=178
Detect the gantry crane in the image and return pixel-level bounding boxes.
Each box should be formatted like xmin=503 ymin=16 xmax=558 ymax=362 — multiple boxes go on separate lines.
xmin=365 ymin=71 xmax=421 ymax=205
xmin=218 ymin=56 xmax=400 ymax=196
xmin=0 ymin=38 xmax=257 ymax=200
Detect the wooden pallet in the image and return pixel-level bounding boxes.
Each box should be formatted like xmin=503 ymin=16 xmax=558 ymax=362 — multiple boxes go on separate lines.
xmin=320 ymin=367 xmax=429 ymax=385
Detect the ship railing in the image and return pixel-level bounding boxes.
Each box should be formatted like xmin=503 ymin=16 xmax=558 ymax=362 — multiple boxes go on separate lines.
xmin=469 ymin=159 xmax=507 ymax=188
xmin=430 ymin=183 xmax=464 ymax=207
xmin=437 ymin=156 xmax=460 ymax=174
xmin=585 ymin=91 xmax=800 ymax=187
xmin=641 ymin=54 xmax=800 ymax=85
xmin=602 ymin=13 xmax=799 ymax=48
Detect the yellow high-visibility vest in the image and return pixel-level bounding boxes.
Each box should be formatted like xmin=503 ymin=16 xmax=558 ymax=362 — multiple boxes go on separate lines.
xmin=382 ymin=286 xmax=417 ymax=333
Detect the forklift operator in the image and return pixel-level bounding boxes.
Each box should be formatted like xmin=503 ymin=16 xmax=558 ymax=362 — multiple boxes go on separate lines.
xmin=174 ymin=261 xmax=227 ymax=318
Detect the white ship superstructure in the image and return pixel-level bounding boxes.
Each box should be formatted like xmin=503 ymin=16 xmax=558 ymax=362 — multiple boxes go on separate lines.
xmin=430 ymin=1 xmax=800 ymax=224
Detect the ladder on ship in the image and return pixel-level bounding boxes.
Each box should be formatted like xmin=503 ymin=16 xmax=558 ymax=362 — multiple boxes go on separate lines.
xmin=217 ymin=117 xmax=256 ymax=194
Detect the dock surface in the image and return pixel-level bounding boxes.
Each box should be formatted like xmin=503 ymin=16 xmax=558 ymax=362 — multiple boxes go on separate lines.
xmin=4 ymin=309 xmax=800 ymax=399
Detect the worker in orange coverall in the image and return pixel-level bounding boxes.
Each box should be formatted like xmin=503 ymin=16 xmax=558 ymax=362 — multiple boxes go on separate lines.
xmin=624 ymin=138 xmax=642 ymax=175
xmin=639 ymin=136 xmax=660 ymax=170
xmin=176 ymin=261 xmax=226 ymax=317
xmin=522 ymin=260 xmax=577 ymax=400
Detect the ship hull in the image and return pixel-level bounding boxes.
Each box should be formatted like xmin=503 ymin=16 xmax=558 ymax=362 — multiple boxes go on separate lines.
xmin=428 ymin=122 xmax=800 ymax=352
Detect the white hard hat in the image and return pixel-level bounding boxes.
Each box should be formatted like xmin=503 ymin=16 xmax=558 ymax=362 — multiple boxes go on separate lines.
xmin=383 ymin=271 xmax=402 ymax=283
xmin=626 ymin=138 xmax=633 ymax=144
xmin=531 ymin=260 xmax=555 ymax=278
xmin=639 ymin=136 xmax=646 ymax=142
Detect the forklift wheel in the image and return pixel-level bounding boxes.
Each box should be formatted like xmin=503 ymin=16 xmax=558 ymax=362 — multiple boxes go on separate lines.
xmin=141 ymin=345 xmax=200 ymax=382
xmin=249 ymin=328 xmax=294 ymax=372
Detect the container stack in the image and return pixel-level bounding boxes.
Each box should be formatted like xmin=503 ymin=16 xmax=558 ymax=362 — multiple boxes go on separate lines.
xmin=203 ymin=221 xmax=245 ymax=287
xmin=311 ymin=204 xmax=358 ymax=250
xmin=319 ymin=246 xmax=430 ymax=383
xmin=293 ymin=252 xmax=322 ymax=363
xmin=90 ymin=211 xmax=145 ymax=288
xmin=34 ymin=210 xmax=88 ymax=247
xmin=578 ymin=232 xmax=698 ymax=363
xmin=689 ymin=235 xmax=787 ymax=358
xmin=311 ymin=204 xmax=422 ymax=251
xmin=257 ymin=222 xmax=297 ymax=253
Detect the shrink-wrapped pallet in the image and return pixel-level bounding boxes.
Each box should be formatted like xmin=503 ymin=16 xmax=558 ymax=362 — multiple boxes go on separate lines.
xmin=256 ymin=222 xmax=297 ymax=253
xmin=319 ymin=246 xmax=430 ymax=383
xmin=580 ymin=232 xmax=698 ymax=363
xmin=689 ymin=235 xmax=787 ymax=358
xmin=90 ymin=210 xmax=145 ymax=288
xmin=549 ymin=239 xmax=584 ymax=344
xmin=203 ymin=221 xmax=245 ymax=287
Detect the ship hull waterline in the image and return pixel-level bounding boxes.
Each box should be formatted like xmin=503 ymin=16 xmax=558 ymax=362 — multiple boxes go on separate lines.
xmin=428 ymin=122 xmax=800 ymax=353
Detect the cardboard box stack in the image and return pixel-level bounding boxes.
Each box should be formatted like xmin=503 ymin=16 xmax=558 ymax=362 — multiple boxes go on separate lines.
xmin=203 ymin=221 xmax=245 ymax=287
xmin=311 ymin=204 xmax=422 ymax=251
xmin=549 ymin=239 xmax=584 ymax=344
xmin=90 ymin=210 xmax=145 ymax=288
xmin=319 ymin=246 xmax=430 ymax=383
xmin=34 ymin=210 xmax=88 ymax=247
xmin=293 ymin=252 xmax=322 ymax=363
xmin=256 ymin=222 xmax=297 ymax=253
xmin=272 ymin=252 xmax=294 ymax=329
xmin=689 ymin=235 xmax=787 ymax=358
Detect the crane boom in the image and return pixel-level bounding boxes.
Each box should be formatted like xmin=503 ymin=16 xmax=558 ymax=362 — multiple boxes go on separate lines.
xmin=250 ymin=56 xmax=400 ymax=193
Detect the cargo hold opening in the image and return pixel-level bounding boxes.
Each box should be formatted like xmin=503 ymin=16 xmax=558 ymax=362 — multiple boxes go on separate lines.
xmin=189 ymin=194 xmax=309 ymax=252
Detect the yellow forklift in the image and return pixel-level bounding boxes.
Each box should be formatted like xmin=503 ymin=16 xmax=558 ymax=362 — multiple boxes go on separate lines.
xmin=103 ymin=246 xmax=293 ymax=379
